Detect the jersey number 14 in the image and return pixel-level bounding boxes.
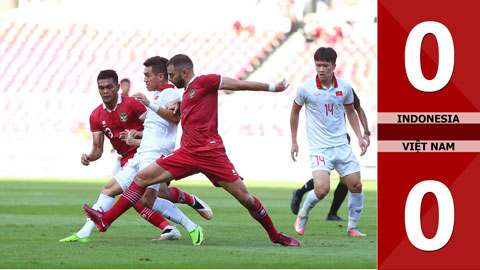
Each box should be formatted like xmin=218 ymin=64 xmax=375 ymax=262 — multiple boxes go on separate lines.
xmin=324 ymin=104 xmax=334 ymax=116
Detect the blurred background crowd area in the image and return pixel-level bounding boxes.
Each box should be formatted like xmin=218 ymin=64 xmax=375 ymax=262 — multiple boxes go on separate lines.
xmin=0 ymin=0 xmax=377 ymax=181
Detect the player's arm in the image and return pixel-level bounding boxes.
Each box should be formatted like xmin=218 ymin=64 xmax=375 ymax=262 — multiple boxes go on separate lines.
xmin=355 ymin=105 xmax=370 ymax=146
xmin=345 ymin=104 xmax=367 ymax=156
xmin=133 ymin=92 xmax=180 ymax=124
xmin=290 ymin=102 xmax=302 ymax=161
xmin=81 ymin=132 xmax=104 ymax=166
xmin=220 ymin=77 xmax=289 ymax=92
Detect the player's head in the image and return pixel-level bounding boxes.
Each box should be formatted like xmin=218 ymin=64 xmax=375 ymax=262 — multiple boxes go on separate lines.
xmin=97 ymin=69 xmax=120 ymax=105
xmin=143 ymin=56 xmax=169 ymax=91
xmin=120 ymin=78 xmax=131 ymax=96
xmin=314 ymin=47 xmax=336 ymax=81
xmin=167 ymin=54 xmax=194 ymax=89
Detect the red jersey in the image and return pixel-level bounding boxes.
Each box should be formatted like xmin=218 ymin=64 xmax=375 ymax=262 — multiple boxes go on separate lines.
xmin=89 ymin=95 xmax=147 ymax=158
xmin=180 ymin=74 xmax=224 ymax=152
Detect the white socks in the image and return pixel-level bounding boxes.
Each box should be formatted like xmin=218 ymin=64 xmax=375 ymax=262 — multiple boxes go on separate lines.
xmin=152 ymin=197 xmax=197 ymax=232
xmin=347 ymin=191 xmax=364 ymax=229
xmin=300 ymin=190 xmax=321 ymax=216
xmin=76 ymin=194 xmax=114 ymax=238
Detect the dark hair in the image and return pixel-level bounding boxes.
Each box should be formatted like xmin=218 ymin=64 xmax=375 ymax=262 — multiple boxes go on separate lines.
xmin=120 ymin=78 xmax=130 ymax=84
xmin=143 ymin=56 xmax=168 ymax=78
xmin=167 ymin=54 xmax=193 ymax=71
xmin=97 ymin=69 xmax=119 ymax=84
xmin=314 ymin=47 xmax=337 ymax=64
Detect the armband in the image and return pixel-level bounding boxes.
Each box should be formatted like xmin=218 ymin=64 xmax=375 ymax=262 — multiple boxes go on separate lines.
xmin=268 ymin=83 xmax=276 ymax=92
xmin=148 ymin=102 xmax=160 ymax=112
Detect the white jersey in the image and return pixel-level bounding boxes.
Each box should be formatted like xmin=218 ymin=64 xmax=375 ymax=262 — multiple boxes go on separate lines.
xmin=137 ymin=85 xmax=181 ymax=156
xmin=294 ymin=76 xmax=354 ymax=152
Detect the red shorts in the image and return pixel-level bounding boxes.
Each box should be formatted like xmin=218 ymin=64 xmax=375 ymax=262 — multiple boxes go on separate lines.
xmin=155 ymin=147 xmax=241 ymax=186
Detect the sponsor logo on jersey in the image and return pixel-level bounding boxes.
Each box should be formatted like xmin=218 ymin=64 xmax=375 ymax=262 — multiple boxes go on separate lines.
xmin=336 ymin=91 xmax=343 ymax=96
xmin=189 ymin=89 xmax=196 ymax=99
xmin=119 ymin=112 xmax=128 ymax=122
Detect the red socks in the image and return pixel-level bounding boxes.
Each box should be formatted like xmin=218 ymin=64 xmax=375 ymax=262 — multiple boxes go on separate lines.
xmin=133 ymin=201 xmax=170 ymax=230
xmin=103 ymin=182 xmax=146 ymax=224
xmin=247 ymin=196 xmax=279 ymax=240
xmin=168 ymin=187 xmax=195 ymax=206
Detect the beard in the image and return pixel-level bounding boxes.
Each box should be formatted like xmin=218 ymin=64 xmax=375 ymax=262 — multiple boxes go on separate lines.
xmin=174 ymin=78 xmax=186 ymax=88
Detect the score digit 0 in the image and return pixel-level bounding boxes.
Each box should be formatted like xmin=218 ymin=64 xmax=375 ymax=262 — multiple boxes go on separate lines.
xmin=403 ymin=21 xmax=455 ymax=251
xmin=404 ymin=21 xmax=454 ymax=92
xmin=404 ymin=181 xmax=455 ymax=251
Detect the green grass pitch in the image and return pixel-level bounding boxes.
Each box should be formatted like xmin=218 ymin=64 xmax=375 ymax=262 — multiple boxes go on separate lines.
xmin=0 ymin=178 xmax=376 ymax=269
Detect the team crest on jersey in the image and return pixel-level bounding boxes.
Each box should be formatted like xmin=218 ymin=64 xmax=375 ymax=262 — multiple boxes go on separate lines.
xmin=189 ymin=89 xmax=196 ymax=99
xmin=119 ymin=112 xmax=128 ymax=122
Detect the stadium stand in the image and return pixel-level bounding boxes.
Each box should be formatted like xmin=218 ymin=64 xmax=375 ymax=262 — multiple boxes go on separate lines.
xmin=0 ymin=0 xmax=376 ymax=180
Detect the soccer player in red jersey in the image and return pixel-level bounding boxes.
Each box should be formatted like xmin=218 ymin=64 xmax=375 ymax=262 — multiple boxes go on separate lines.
xmin=61 ymin=69 xmax=189 ymax=243
xmin=83 ymin=55 xmax=300 ymax=246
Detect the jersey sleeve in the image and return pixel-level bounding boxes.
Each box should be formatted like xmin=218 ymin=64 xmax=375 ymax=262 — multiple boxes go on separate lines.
xmin=201 ymin=74 xmax=222 ymax=93
xmin=343 ymin=84 xmax=354 ymax=105
xmin=89 ymin=112 xmax=102 ymax=133
xmin=294 ymin=86 xmax=306 ymax=107
xmin=352 ymin=88 xmax=361 ymax=109
xmin=130 ymin=98 xmax=148 ymax=119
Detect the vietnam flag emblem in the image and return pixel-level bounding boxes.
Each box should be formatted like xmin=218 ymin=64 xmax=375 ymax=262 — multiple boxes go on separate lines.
xmin=336 ymin=91 xmax=342 ymax=96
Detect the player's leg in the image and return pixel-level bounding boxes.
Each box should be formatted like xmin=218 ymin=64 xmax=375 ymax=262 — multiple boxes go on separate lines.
xmin=341 ymin=171 xmax=365 ymax=236
xmin=135 ymin=187 xmax=181 ymax=241
xmin=336 ymin=144 xmax=365 ymax=236
xmin=167 ymin=185 xmax=213 ymax=220
xmin=295 ymin=170 xmax=330 ymax=235
xmin=83 ymin=162 xmax=174 ymax=231
xmin=83 ymin=149 xmax=194 ymax=232
xmin=326 ymin=181 xmax=348 ymax=221
xmin=60 ymin=178 xmax=122 ymax=242
xmin=294 ymin=151 xmax=334 ymax=235
xmin=290 ymin=179 xmax=314 ymax=215
xmin=216 ymin=179 xmax=300 ymax=246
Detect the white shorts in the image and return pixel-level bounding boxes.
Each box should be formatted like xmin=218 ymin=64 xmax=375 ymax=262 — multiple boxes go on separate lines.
xmin=114 ymin=151 xmax=162 ymax=191
xmin=310 ymin=144 xmax=360 ymax=177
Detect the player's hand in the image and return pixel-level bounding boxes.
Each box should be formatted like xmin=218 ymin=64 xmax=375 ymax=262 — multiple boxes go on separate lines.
xmin=166 ymin=100 xmax=181 ymax=115
xmin=133 ymin=92 xmax=150 ymax=107
xmin=81 ymin=153 xmax=91 ymax=166
xmin=119 ymin=130 xmax=128 ymax=141
xmin=291 ymin=142 xmax=299 ymax=161
xmin=273 ymin=79 xmax=290 ymax=93
xmin=125 ymin=130 xmax=136 ymax=146
xmin=130 ymin=129 xmax=142 ymax=139
xmin=358 ymin=138 xmax=368 ymax=156
xmin=363 ymin=133 xmax=371 ymax=147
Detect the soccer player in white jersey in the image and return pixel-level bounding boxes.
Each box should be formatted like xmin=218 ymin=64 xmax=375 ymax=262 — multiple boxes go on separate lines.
xmin=290 ymin=47 xmax=368 ymax=237
xmin=113 ymin=56 xmax=209 ymax=244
